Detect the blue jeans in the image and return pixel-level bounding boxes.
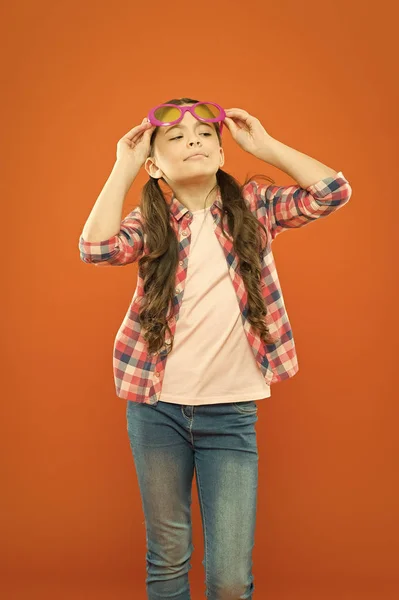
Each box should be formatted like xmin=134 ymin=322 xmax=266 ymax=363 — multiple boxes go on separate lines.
xmin=126 ymin=399 xmax=259 ymax=600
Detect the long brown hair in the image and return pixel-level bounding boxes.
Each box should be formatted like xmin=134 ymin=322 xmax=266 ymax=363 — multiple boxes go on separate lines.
xmin=137 ymin=97 xmax=279 ymax=356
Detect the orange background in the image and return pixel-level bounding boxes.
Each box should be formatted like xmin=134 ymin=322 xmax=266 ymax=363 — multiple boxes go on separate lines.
xmin=2 ymin=0 xmax=398 ymax=599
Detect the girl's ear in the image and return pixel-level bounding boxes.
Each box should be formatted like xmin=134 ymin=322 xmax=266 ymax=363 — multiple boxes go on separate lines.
xmin=144 ymin=157 xmax=162 ymax=179
xmin=219 ymin=147 xmax=225 ymax=169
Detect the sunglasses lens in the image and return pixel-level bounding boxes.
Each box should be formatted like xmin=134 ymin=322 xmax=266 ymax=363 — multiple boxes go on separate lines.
xmin=193 ymin=103 xmax=221 ymax=121
xmin=154 ymin=103 xmax=222 ymax=125
xmin=153 ymin=105 xmax=181 ymax=123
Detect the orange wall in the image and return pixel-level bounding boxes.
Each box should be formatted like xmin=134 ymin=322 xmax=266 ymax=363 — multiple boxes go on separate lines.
xmin=2 ymin=1 xmax=398 ymax=598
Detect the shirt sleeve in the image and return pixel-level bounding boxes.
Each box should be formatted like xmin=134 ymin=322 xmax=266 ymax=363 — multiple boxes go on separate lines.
xmin=78 ymin=206 xmax=144 ymax=267
xmin=251 ymin=171 xmax=353 ymax=241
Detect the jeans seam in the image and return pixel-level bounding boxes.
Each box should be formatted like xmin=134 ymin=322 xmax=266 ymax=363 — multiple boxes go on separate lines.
xmin=195 ymin=457 xmax=209 ymax=593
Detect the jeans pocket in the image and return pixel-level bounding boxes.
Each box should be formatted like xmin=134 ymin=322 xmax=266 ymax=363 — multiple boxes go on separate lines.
xmin=231 ymin=401 xmax=258 ymax=415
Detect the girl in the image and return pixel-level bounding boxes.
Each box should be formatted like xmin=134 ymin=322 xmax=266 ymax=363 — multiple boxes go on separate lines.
xmin=79 ymin=97 xmax=352 ymax=599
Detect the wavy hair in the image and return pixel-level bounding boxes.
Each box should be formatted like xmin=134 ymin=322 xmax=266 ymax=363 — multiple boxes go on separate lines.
xmin=137 ymin=97 xmax=279 ymax=356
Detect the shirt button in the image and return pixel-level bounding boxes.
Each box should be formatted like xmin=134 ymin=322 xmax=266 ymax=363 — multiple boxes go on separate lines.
xmin=179 ymin=260 xmax=184 ymax=266
xmin=182 ymin=230 xmax=188 ymax=236
xmin=155 ymin=371 xmax=160 ymax=377
xmin=175 ymin=287 xmax=180 ymax=294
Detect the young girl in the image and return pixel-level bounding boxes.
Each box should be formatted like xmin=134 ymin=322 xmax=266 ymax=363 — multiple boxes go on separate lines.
xmin=79 ymin=97 xmax=352 ymax=599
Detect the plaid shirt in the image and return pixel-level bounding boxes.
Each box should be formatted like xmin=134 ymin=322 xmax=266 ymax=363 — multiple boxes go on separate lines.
xmin=79 ymin=171 xmax=352 ymax=404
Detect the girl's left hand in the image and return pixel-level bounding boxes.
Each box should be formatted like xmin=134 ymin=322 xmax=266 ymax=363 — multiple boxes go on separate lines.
xmin=223 ymin=108 xmax=274 ymax=157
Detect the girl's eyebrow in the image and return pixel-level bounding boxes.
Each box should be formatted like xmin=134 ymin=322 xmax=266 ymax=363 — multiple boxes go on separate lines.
xmin=164 ymin=122 xmax=214 ymax=135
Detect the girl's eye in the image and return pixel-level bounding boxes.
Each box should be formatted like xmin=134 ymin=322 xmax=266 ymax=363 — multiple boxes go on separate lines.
xmin=170 ymin=133 xmax=212 ymax=141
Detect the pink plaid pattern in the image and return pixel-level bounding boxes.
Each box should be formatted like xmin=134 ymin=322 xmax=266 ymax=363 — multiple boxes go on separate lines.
xmin=79 ymin=171 xmax=352 ymax=403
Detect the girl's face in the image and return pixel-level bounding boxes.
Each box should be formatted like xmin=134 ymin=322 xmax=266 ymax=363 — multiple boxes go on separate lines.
xmin=145 ymin=105 xmax=224 ymax=184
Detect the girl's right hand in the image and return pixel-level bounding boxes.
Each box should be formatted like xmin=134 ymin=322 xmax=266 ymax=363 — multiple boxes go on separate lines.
xmin=116 ymin=118 xmax=156 ymax=168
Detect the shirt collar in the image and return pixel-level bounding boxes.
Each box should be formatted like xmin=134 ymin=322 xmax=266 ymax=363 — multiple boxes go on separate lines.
xmin=167 ymin=186 xmax=223 ymax=222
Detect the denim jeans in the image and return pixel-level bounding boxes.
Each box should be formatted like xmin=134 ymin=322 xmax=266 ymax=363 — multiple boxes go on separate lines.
xmin=126 ymin=399 xmax=259 ymax=600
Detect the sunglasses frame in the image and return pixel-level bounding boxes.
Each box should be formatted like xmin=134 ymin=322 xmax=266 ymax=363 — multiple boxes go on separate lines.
xmin=147 ymin=101 xmax=225 ymax=136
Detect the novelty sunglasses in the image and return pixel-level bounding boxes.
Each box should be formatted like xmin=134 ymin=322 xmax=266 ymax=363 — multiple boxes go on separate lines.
xmin=147 ymin=101 xmax=226 ymax=136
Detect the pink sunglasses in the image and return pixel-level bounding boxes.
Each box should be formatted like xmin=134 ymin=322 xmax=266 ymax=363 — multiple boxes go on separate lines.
xmin=147 ymin=101 xmax=226 ymax=136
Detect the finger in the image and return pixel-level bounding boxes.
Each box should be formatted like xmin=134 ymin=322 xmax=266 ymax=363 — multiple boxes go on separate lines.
xmin=123 ymin=120 xmax=153 ymax=139
xmin=224 ymin=117 xmax=237 ymax=133
xmin=225 ymin=108 xmax=247 ymax=115
xmin=128 ymin=123 xmax=155 ymax=143
xmin=226 ymin=116 xmax=245 ymax=129
xmin=131 ymin=128 xmax=153 ymax=145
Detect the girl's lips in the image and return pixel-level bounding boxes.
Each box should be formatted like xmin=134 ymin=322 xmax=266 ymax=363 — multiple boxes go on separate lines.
xmin=186 ymin=154 xmax=207 ymax=160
